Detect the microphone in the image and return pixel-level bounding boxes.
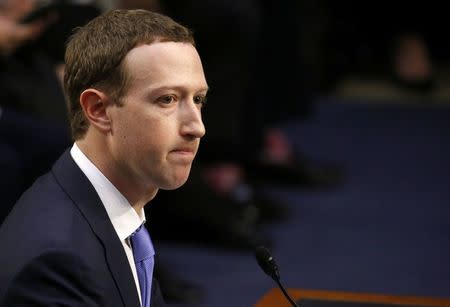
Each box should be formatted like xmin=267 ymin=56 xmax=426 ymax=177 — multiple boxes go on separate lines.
xmin=255 ymin=246 xmax=300 ymax=307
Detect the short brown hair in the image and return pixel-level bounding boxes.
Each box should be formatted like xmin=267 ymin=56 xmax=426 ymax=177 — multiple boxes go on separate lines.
xmin=64 ymin=9 xmax=195 ymax=140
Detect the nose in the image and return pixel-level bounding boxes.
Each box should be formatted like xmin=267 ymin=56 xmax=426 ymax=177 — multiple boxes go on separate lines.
xmin=180 ymin=100 xmax=206 ymax=139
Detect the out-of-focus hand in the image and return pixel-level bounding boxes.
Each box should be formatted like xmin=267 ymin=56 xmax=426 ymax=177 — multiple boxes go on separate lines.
xmin=0 ymin=15 xmax=48 ymax=55
xmin=1 ymin=0 xmax=35 ymax=21
xmin=0 ymin=0 xmax=56 ymax=56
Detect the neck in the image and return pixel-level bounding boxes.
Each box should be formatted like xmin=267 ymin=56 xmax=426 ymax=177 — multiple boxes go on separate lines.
xmin=76 ymin=136 xmax=158 ymax=212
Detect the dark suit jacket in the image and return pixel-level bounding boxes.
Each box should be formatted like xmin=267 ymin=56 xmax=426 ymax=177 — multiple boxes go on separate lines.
xmin=0 ymin=150 xmax=165 ymax=307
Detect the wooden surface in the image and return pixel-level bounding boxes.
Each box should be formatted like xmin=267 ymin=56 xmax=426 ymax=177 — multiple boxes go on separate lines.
xmin=255 ymin=288 xmax=450 ymax=307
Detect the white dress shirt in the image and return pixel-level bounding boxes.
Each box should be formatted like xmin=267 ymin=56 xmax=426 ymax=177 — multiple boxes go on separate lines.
xmin=70 ymin=143 xmax=144 ymax=305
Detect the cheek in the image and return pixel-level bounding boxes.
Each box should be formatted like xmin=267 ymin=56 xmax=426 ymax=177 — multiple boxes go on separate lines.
xmin=134 ymin=118 xmax=175 ymax=156
xmin=110 ymin=105 xmax=177 ymax=157
xmin=110 ymin=111 xmax=147 ymax=156
xmin=147 ymin=113 xmax=177 ymax=136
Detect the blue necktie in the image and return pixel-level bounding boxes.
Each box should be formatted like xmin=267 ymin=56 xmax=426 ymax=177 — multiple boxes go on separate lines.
xmin=130 ymin=224 xmax=155 ymax=307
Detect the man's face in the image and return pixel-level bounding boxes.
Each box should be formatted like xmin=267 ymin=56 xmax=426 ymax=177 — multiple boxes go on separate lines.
xmin=107 ymin=42 xmax=207 ymax=192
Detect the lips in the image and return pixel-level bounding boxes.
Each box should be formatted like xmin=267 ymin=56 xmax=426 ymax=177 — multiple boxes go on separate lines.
xmin=171 ymin=147 xmax=196 ymax=154
xmin=171 ymin=143 xmax=198 ymax=154
xmin=169 ymin=145 xmax=198 ymax=162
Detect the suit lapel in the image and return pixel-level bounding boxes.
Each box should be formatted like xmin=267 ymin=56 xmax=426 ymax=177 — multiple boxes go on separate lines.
xmin=51 ymin=150 xmax=141 ymax=307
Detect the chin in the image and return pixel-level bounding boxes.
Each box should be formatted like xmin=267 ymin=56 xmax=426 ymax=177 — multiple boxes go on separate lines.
xmin=161 ymin=181 xmax=188 ymax=191
xmin=160 ymin=173 xmax=191 ymax=190
xmin=158 ymin=164 xmax=195 ymax=190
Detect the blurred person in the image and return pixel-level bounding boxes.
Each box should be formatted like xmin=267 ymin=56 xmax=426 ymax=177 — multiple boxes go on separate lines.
xmin=0 ymin=0 xmax=71 ymax=220
xmin=0 ymin=0 xmax=100 ymax=221
xmin=242 ymin=0 xmax=342 ymax=184
xmin=0 ymin=9 xmax=207 ymax=306
xmin=322 ymin=0 xmax=450 ymax=94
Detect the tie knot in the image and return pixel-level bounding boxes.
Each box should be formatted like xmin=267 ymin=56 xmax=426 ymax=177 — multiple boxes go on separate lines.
xmin=130 ymin=224 xmax=155 ymax=262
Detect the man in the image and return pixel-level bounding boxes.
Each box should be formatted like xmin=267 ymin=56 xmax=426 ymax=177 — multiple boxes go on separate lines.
xmin=0 ymin=9 xmax=207 ymax=307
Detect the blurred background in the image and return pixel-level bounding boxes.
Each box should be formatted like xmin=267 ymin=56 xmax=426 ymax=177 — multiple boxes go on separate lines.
xmin=1 ymin=0 xmax=449 ymax=306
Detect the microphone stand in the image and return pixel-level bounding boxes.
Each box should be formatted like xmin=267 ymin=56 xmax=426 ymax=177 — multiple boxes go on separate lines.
xmin=275 ymin=278 xmax=299 ymax=307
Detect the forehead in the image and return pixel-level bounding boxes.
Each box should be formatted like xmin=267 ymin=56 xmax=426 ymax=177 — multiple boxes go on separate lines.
xmin=123 ymin=42 xmax=206 ymax=85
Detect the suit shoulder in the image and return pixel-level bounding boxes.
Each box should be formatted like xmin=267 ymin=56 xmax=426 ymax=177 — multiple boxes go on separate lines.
xmin=2 ymin=171 xmax=83 ymax=235
xmin=0 ymin=169 xmax=103 ymax=280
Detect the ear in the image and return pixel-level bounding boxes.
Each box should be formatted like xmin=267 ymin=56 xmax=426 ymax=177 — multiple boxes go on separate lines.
xmin=80 ymin=89 xmax=111 ymax=133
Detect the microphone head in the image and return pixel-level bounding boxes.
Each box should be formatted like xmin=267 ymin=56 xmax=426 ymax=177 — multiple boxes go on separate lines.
xmin=255 ymin=246 xmax=280 ymax=281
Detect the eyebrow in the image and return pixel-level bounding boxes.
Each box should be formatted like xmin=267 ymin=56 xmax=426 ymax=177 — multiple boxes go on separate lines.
xmin=148 ymin=84 xmax=209 ymax=93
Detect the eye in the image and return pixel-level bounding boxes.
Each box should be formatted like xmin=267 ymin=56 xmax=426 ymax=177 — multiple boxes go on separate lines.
xmin=193 ymin=95 xmax=207 ymax=107
xmin=158 ymin=95 xmax=176 ymax=105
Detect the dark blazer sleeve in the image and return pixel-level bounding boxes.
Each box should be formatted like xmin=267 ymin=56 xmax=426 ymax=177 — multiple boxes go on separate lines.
xmin=1 ymin=249 xmax=104 ymax=307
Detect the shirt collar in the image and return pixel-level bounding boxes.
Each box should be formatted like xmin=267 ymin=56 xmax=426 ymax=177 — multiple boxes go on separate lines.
xmin=70 ymin=143 xmax=145 ymax=240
